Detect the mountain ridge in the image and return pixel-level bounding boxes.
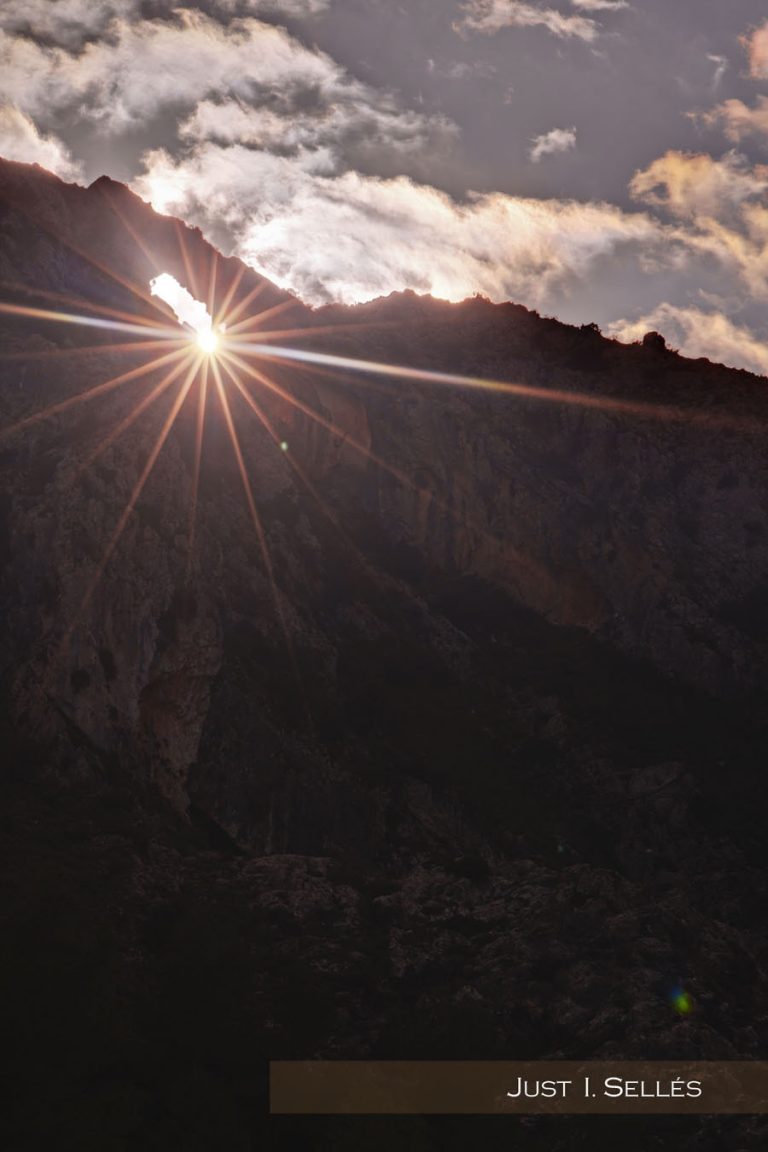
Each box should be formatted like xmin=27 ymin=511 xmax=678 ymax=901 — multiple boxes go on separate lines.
xmin=8 ymin=156 xmax=768 ymax=383
xmin=1 ymin=156 xmax=767 ymax=1150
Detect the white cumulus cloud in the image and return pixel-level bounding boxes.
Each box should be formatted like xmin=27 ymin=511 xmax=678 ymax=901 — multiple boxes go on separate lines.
xmin=608 ymin=303 xmax=768 ymax=377
xmin=455 ymin=0 xmax=598 ymax=41
xmin=629 ymin=150 xmax=768 ymax=302
xmin=0 ymin=1 xmax=328 ymax=49
xmin=0 ymin=104 xmax=82 ymax=180
xmin=629 ymin=150 xmax=768 ymax=221
xmin=178 ymin=95 xmax=457 ymax=174
xmin=743 ymin=20 xmax=768 ymax=79
xmin=0 ymin=13 xmax=374 ymax=133
xmin=530 ymin=126 xmax=577 ymax=163
xmin=699 ymin=97 xmax=768 ymax=144
xmin=134 ymin=141 xmax=661 ymax=306
xmin=570 ymin=0 xmax=627 ymax=10
xmin=0 ymin=1 xmax=135 ymax=47
xmin=0 ymin=7 xmax=453 ymax=191
xmin=223 ymin=0 xmax=330 ymax=13
xmin=150 ymin=272 xmax=214 ymax=337
xmin=0 ymin=0 xmax=764 ymax=382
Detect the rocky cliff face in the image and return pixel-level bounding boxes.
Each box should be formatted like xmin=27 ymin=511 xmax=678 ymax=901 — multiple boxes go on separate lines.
xmin=1 ymin=159 xmax=767 ymax=1150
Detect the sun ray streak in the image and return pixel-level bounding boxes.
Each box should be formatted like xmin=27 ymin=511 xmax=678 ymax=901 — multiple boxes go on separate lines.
xmin=220 ymin=280 xmax=269 ymax=329
xmin=186 ymin=358 xmax=209 ymax=582
xmin=232 ymin=342 xmax=759 ymax=432
xmin=225 ymin=298 xmax=298 ymax=336
xmin=227 ymin=321 xmax=391 ymax=346
xmin=0 ymin=338 xmax=187 ymax=363
xmin=96 ymin=183 xmax=163 ymax=276
xmin=207 ymin=251 xmax=219 ymax=323
xmin=0 ymin=300 xmax=182 ymax=340
xmin=219 ymin=358 xmax=364 ymax=563
xmin=221 ymin=351 xmax=481 ymax=554
xmin=7 ymin=197 xmax=178 ymax=322
xmin=221 ymin=349 xmax=540 ymax=578
xmin=0 ymin=346 xmax=189 ymax=439
xmin=174 ymin=219 xmax=202 ymax=302
xmin=211 ymin=358 xmax=309 ymax=721
xmin=215 ymin=264 xmax=246 ymax=329
xmin=75 ymin=354 xmax=195 ymax=479
xmin=0 ymin=281 xmax=174 ymax=331
xmin=252 ymin=346 xmax=396 ymax=399
xmin=211 ymin=358 xmax=277 ymax=586
xmin=222 ymin=349 xmax=418 ymax=488
xmin=66 ymin=357 xmax=200 ymax=639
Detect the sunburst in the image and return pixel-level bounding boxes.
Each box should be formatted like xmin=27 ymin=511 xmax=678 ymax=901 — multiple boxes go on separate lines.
xmin=0 ymin=223 xmax=754 ymax=700
xmin=197 ymin=328 xmax=220 ymax=356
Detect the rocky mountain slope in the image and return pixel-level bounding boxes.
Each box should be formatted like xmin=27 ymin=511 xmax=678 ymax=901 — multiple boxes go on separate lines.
xmin=0 ymin=158 xmax=767 ymax=1150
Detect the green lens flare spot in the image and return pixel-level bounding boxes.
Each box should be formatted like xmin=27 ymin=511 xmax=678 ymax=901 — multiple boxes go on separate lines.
xmin=671 ymin=989 xmax=694 ymax=1015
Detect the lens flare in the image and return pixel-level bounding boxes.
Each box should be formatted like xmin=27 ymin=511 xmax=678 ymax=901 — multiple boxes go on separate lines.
xmin=670 ymin=986 xmax=694 ymax=1015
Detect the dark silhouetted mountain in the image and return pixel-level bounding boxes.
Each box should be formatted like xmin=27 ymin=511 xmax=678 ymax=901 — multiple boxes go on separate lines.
xmin=1 ymin=159 xmax=767 ymax=1150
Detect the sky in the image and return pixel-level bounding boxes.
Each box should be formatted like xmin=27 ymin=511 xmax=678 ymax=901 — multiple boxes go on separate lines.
xmin=1 ymin=0 xmax=768 ymax=374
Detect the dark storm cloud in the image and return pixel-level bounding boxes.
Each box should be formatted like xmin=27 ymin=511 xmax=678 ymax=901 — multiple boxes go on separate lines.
xmin=1 ymin=0 xmax=768 ymax=373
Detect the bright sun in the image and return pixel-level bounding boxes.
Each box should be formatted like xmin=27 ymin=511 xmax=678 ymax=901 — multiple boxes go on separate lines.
xmin=197 ymin=329 xmax=219 ymax=355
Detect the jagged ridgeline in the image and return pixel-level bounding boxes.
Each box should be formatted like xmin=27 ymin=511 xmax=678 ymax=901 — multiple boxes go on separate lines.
xmin=0 ymin=159 xmax=767 ymax=1151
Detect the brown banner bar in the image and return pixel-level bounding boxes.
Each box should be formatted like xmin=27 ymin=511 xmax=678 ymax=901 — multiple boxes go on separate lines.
xmin=270 ymin=1061 xmax=768 ymax=1115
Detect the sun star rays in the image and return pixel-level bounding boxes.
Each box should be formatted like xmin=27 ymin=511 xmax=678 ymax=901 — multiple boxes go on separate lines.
xmin=186 ymin=357 xmax=209 ymax=584
xmin=0 ymin=300 xmax=183 ymax=341
xmin=66 ymin=353 xmax=202 ymax=641
xmin=0 ymin=345 xmax=190 ymax=440
xmin=2 ymin=242 xmax=762 ymax=713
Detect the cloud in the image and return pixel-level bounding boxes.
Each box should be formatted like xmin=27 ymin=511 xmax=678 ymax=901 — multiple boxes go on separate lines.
xmin=706 ymin=53 xmax=728 ymax=91
xmin=0 ymin=16 xmax=301 ymax=129
xmin=107 ymin=8 xmax=654 ymax=313
xmin=608 ymin=303 xmax=768 ymax=377
xmin=0 ymin=0 xmax=763 ymax=377
xmin=0 ymin=8 xmax=451 ymax=183
xmin=150 ymin=272 xmax=213 ymax=337
xmin=0 ymin=104 xmax=82 ymax=180
xmin=127 ymin=83 xmax=768 ymax=328
xmin=699 ymin=96 xmax=768 ymax=144
xmin=429 ymin=59 xmax=498 ymax=81
xmin=742 ymin=20 xmax=768 ymax=79
xmin=455 ymin=0 xmax=598 ymax=41
xmin=530 ymin=126 xmax=577 ymax=162
xmin=628 ymin=150 xmax=768 ymax=303
xmin=224 ymin=0 xmax=330 ymax=13
xmin=133 ymin=140 xmax=661 ymax=306
xmin=0 ymin=1 xmax=139 ymax=47
xmin=0 ymin=1 xmax=328 ymax=48
xmin=178 ymin=95 xmax=458 ymax=174
xmin=629 ymin=150 xmax=768 ymax=221
xmin=0 ymin=13 xmax=354 ymax=131
xmin=570 ymin=0 xmax=627 ymax=10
